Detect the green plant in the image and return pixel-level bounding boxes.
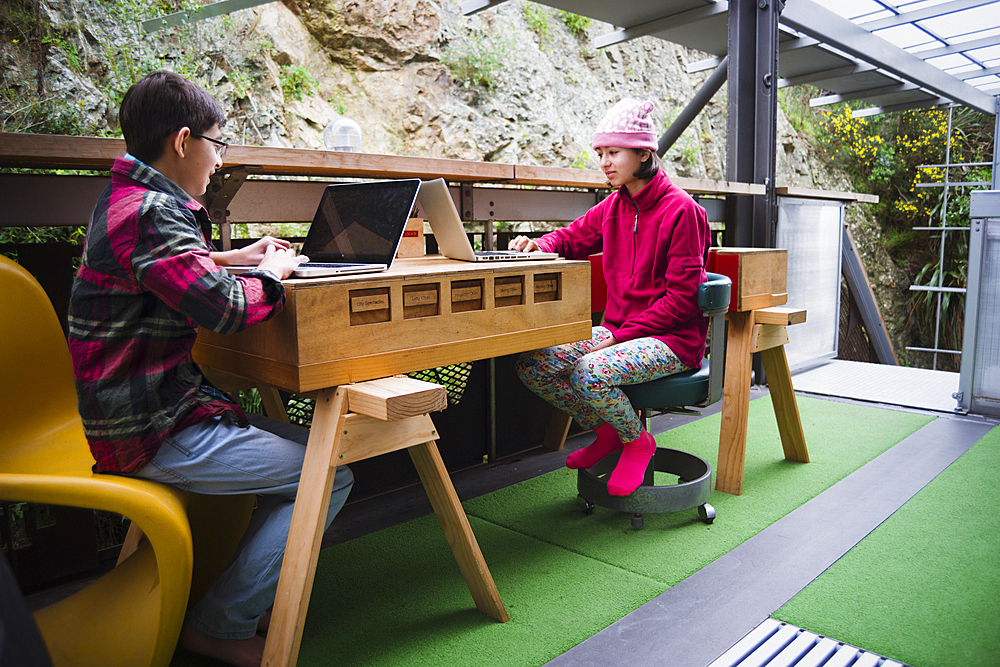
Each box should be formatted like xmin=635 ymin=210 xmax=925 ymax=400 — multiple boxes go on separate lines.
xmin=571 ymin=150 xmax=595 ymax=170
xmin=777 ymin=85 xmax=822 ymax=142
xmin=229 ymin=69 xmax=254 ymax=101
xmin=821 ymin=104 xmax=993 ymax=371
xmin=327 ymin=91 xmax=349 ymax=116
xmin=557 ymin=10 xmax=591 ymax=37
xmin=442 ymin=33 xmax=511 ymax=92
xmin=238 ymin=388 xmax=264 ymax=414
xmin=279 ymin=64 xmax=318 ymax=102
xmin=43 ymin=32 xmax=82 ymax=72
xmin=523 ymin=3 xmax=549 ymax=43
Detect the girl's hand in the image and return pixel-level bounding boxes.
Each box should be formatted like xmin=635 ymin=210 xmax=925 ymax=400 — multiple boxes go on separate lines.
xmin=589 ymin=335 xmax=619 ymax=353
xmin=211 ymin=236 xmax=293 ymax=267
xmin=508 ymin=235 xmax=541 ymax=252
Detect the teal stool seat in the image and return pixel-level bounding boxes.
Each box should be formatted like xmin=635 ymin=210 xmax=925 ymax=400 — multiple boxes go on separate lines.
xmin=577 ymin=272 xmax=731 ymax=528
xmin=621 ymin=358 xmax=710 ymax=410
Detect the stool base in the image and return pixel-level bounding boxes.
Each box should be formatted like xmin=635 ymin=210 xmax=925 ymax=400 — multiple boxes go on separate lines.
xmin=577 ymin=448 xmax=715 ymax=528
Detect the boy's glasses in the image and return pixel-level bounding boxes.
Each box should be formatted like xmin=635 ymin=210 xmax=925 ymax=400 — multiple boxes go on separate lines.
xmin=191 ymin=132 xmax=229 ymax=158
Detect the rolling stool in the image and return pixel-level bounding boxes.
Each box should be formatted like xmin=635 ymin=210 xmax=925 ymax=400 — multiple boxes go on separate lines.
xmin=578 ymin=272 xmax=731 ymax=528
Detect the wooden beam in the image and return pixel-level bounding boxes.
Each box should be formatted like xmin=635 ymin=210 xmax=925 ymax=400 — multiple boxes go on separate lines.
xmin=754 ymin=306 xmax=807 ymax=326
xmin=777 ymin=185 xmax=879 ymax=204
xmin=346 ymin=376 xmax=447 ymax=421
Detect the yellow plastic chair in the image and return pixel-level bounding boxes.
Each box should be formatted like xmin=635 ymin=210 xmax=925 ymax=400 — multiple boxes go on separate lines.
xmin=0 ymin=254 xmax=254 ymax=667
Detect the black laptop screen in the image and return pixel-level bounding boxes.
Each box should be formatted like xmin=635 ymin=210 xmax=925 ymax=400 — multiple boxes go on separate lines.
xmin=302 ymin=179 xmax=420 ymax=264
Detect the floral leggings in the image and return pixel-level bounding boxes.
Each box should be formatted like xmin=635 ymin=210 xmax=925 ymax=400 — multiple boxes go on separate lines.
xmin=516 ymin=326 xmax=690 ymax=443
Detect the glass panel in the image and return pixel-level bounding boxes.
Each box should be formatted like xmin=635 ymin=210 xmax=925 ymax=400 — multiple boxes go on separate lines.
xmin=776 ymin=198 xmax=844 ymax=372
xmin=972 ymin=219 xmax=1000 ymax=414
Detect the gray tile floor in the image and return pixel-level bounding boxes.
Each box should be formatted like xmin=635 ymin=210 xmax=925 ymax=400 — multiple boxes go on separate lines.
xmin=792 ymin=360 xmax=960 ymax=413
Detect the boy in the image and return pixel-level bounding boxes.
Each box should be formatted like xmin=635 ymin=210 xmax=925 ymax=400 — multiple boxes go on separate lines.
xmin=67 ymin=70 xmax=354 ymax=667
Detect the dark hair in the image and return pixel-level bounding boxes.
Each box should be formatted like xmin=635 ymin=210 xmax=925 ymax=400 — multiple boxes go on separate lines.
xmin=632 ymin=148 xmax=661 ymax=181
xmin=119 ymin=71 xmax=226 ymax=163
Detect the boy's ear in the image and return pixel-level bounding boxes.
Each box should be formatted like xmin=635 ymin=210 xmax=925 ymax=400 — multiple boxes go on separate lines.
xmin=168 ymin=127 xmax=191 ymax=159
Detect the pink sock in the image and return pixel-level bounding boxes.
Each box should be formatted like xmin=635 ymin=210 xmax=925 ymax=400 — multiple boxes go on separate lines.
xmin=566 ymin=423 xmax=623 ymax=469
xmin=607 ymin=430 xmax=656 ymax=496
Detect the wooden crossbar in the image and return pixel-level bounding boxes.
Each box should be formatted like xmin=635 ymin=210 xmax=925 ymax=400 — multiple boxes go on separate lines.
xmin=345 ymin=377 xmax=447 ymax=421
xmin=754 ymin=306 xmax=807 ymax=326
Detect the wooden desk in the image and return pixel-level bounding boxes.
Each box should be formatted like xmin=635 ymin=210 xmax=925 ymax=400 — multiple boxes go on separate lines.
xmin=710 ymin=249 xmax=810 ymax=496
xmin=195 ymin=256 xmax=592 ymax=667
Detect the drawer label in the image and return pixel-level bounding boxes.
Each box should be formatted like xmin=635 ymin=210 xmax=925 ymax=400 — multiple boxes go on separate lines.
xmin=351 ymin=294 xmax=389 ymax=312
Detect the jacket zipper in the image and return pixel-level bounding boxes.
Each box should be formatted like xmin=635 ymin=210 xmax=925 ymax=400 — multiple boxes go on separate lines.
xmin=631 ymin=207 xmax=639 ymax=278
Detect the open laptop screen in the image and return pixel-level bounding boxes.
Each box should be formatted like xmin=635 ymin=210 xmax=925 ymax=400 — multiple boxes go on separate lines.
xmin=303 ymin=179 xmax=420 ymax=264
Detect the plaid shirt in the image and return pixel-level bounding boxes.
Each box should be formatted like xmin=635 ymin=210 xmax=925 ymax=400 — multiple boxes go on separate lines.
xmin=68 ymin=157 xmax=285 ymax=473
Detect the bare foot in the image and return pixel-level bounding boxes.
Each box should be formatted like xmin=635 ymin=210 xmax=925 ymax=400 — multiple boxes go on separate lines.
xmin=256 ymin=610 xmax=271 ymax=635
xmin=179 ymin=623 xmax=266 ymax=667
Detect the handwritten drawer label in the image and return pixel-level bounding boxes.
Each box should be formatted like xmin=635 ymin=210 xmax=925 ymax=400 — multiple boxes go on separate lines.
xmin=404 ymin=289 xmax=438 ymax=307
xmin=534 ymin=279 xmax=557 ymax=293
xmin=452 ymin=286 xmax=482 ymax=302
xmin=351 ymin=294 xmax=389 ymax=312
xmin=495 ymin=283 xmax=522 ymax=298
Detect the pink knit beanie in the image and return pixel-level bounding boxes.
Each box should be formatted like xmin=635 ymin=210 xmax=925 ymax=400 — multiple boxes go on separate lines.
xmin=592 ymin=98 xmax=658 ymax=151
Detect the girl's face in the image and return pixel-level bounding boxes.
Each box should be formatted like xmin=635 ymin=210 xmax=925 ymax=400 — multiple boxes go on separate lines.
xmin=595 ymin=147 xmax=650 ymax=194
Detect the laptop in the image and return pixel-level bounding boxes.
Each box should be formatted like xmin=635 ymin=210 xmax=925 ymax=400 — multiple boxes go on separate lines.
xmin=418 ymin=179 xmax=559 ymax=262
xmin=227 ymin=178 xmax=421 ymax=278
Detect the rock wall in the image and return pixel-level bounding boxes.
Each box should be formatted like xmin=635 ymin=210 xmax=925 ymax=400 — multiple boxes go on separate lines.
xmin=0 ymin=0 xmax=915 ymax=362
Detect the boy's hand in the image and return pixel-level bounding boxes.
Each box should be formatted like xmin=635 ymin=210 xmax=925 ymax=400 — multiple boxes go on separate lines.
xmin=233 ymin=236 xmax=293 ymax=265
xmin=210 ymin=236 xmax=294 ymax=267
xmin=256 ymin=245 xmax=309 ymax=280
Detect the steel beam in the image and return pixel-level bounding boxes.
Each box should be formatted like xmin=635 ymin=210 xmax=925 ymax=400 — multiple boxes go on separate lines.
xmin=142 ymin=0 xmax=276 ymax=33
xmin=781 ymin=0 xmax=996 ymax=115
xmin=658 ymin=56 xmax=728 ymax=156
xmin=915 ymin=33 xmax=1000 ymax=60
xmin=725 ymin=0 xmax=782 ymax=248
xmin=594 ymin=1 xmax=729 ymax=48
xmin=852 ymin=97 xmax=950 ymax=117
xmin=780 ymin=62 xmax=878 ymax=88
xmin=858 ymin=0 xmax=999 ymax=31
xmin=809 ymin=81 xmax=921 ymax=107
xmin=460 ymin=0 xmax=506 ymax=16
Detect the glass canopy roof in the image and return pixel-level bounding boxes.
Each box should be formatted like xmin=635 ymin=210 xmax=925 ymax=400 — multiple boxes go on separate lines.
xmin=463 ymin=0 xmax=1000 ymax=116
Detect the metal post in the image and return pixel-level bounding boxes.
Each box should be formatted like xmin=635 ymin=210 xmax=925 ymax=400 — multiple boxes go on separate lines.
xmin=658 ymin=56 xmax=728 ymax=157
xmin=956 ymin=96 xmax=1000 ymax=414
xmin=931 ymin=106 xmax=955 ymax=370
xmin=725 ymin=0 xmax=783 ymax=249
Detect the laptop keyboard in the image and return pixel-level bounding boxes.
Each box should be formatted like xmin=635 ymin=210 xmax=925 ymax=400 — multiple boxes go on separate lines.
xmin=299 ymin=262 xmax=357 ymax=268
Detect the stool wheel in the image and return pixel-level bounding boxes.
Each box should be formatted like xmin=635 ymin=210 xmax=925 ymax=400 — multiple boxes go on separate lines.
xmin=578 ymin=495 xmax=595 ymax=515
xmin=698 ymin=503 xmax=716 ymax=524
xmin=631 ymin=513 xmax=644 ymax=529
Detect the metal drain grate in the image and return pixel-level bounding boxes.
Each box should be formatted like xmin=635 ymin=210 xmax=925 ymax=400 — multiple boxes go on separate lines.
xmin=708 ymin=618 xmax=910 ymax=667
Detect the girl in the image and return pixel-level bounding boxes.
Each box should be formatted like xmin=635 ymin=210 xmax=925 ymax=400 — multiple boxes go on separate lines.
xmin=509 ymin=98 xmax=710 ymax=496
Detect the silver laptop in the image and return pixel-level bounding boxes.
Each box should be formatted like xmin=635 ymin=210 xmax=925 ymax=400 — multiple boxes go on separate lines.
xmin=418 ymin=179 xmax=559 ymax=262
xmin=228 ymin=178 xmax=421 ymax=278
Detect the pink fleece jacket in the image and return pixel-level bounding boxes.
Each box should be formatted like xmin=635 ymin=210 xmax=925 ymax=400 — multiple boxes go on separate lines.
xmin=536 ymin=170 xmax=710 ymax=370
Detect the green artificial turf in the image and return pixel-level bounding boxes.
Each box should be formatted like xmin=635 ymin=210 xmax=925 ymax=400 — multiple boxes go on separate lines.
xmin=171 ymin=396 xmax=933 ymax=667
xmin=774 ymin=423 xmax=1000 ymax=667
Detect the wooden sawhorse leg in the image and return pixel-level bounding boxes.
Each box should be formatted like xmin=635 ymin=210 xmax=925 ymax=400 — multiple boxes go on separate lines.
xmin=760 ymin=344 xmax=809 ymax=464
xmin=716 ymin=310 xmax=810 ymax=496
xmin=717 ymin=311 xmax=754 ymax=495
xmin=409 ymin=441 xmax=509 ymax=622
xmin=262 ymin=379 xmax=508 ymax=667
xmin=264 ymin=386 xmax=350 ymax=667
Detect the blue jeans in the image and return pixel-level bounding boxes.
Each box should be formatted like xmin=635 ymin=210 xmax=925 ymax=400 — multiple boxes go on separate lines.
xmin=129 ymin=413 xmax=354 ymax=639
